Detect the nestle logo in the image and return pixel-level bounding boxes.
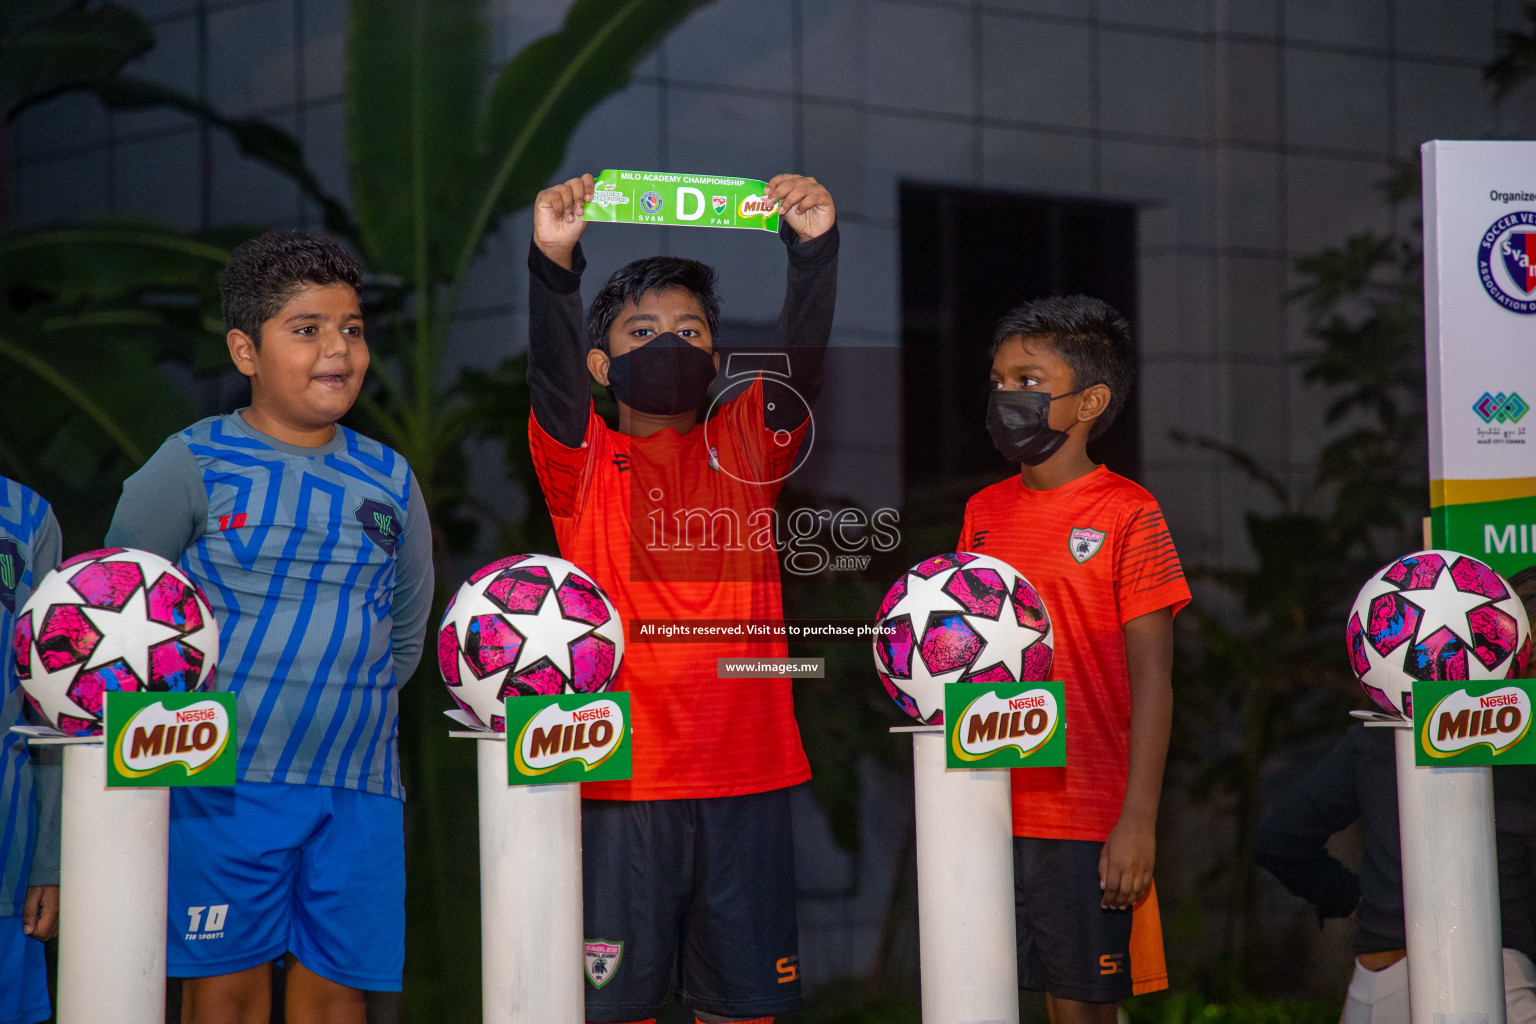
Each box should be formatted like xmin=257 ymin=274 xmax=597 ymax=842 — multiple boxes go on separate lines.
xmin=1474 ymin=391 xmax=1529 ymax=424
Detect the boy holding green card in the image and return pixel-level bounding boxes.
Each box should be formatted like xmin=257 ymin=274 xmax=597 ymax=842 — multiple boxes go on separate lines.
xmin=527 ymin=171 xmax=837 ymax=1024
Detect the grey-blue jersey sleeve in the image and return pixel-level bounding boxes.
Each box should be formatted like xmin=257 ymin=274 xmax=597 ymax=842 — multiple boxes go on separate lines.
xmin=104 ymin=437 xmax=207 ymax=559
xmin=26 ymin=509 xmax=62 ymax=887
xmin=392 ymin=474 xmax=434 ymax=684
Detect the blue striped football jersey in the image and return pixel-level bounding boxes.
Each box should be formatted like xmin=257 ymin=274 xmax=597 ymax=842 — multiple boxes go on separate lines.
xmin=0 ymin=478 xmax=62 ymax=916
xmin=107 ymin=413 xmax=433 ymax=800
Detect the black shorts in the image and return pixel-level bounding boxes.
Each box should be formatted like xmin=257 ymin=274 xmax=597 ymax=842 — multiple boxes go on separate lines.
xmin=1014 ymin=837 xmax=1166 ymax=1002
xmin=581 ymin=787 xmax=803 ymax=1021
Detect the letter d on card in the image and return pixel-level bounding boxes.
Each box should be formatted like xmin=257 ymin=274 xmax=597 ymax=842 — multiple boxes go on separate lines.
xmin=105 ymin=691 xmax=237 ymax=787
xmin=945 ymin=680 xmax=1066 ymax=769
xmin=504 ymin=692 xmax=633 ymax=785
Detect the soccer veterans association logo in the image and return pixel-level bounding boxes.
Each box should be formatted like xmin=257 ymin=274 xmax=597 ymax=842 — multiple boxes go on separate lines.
xmin=1478 ymin=212 xmax=1536 ymax=314
xmin=640 ymin=190 xmax=663 ymax=215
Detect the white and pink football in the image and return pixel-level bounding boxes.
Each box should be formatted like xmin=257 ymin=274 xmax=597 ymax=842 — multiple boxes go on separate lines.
xmin=437 ymin=554 xmax=625 ymax=732
xmin=15 ymin=547 xmax=219 ymax=736
xmin=1347 ymin=549 xmax=1530 ymax=719
xmin=872 ymin=552 xmax=1054 ymax=725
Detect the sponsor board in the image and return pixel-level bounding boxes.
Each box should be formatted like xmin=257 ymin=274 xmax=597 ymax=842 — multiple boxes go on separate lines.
xmin=1415 ymin=679 xmax=1536 ymax=765
xmin=945 ymin=680 xmax=1065 ymax=769
xmin=582 ymin=169 xmax=780 ymax=232
xmin=1422 ymin=141 xmax=1536 ymax=576
xmin=505 ymin=691 xmax=632 ymax=785
xmin=105 ymin=691 xmax=236 ymax=787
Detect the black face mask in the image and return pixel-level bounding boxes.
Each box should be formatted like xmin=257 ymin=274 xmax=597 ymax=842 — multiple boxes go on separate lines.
xmin=606 ymin=333 xmax=718 ymax=416
xmin=985 ymin=388 xmax=1084 ymax=466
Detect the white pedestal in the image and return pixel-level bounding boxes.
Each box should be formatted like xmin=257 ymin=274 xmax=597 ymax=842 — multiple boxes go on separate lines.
xmin=53 ymin=739 xmax=167 ymax=1024
xmin=466 ymin=733 xmax=584 ymax=1024
xmin=1387 ymin=721 xmax=1505 ymax=1024
xmin=901 ymin=725 xmax=1019 ymax=1024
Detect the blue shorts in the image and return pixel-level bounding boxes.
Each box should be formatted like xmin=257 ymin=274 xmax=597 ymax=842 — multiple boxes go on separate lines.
xmin=167 ymin=781 xmax=404 ymax=991
xmin=0 ymin=916 xmax=50 ymax=1024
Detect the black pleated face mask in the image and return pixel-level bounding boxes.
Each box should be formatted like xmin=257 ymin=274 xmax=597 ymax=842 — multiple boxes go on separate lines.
xmin=605 ymin=333 xmax=718 ymax=416
xmin=985 ymin=388 xmax=1083 ymax=466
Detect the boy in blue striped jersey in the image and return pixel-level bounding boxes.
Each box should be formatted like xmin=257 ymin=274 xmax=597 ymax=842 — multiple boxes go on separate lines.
xmin=106 ymin=232 xmax=434 ymax=1024
xmin=0 ymin=480 xmax=61 ymax=1024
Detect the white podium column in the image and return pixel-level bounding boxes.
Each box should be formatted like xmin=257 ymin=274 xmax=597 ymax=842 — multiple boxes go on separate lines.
xmin=471 ymin=734 xmax=584 ymax=1024
xmin=53 ymin=739 xmax=168 ymax=1024
xmin=1390 ymin=722 xmax=1504 ymax=1024
xmin=902 ymin=725 xmax=1019 ymax=1024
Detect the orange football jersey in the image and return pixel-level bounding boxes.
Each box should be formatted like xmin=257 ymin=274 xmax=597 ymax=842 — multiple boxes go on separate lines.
xmin=958 ymin=465 xmax=1190 ymax=840
xmin=529 ymin=378 xmax=811 ymax=800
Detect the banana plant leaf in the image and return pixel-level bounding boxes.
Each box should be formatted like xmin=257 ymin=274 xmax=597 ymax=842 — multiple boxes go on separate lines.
xmin=1 ymin=1 xmax=150 ymax=118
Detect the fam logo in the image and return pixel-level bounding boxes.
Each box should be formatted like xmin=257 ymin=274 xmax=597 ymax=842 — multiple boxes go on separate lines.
xmin=1474 ymin=391 xmax=1530 ymax=424
xmin=639 ymin=190 xmax=663 ymax=215
xmin=712 ymin=195 xmax=729 ymax=215
xmin=0 ymin=538 xmax=25 ymax=613
xmin=1478 ymin=211 xmax=1536 ymax=314
xmin=354 ymin=498 xmax=400 ymax=554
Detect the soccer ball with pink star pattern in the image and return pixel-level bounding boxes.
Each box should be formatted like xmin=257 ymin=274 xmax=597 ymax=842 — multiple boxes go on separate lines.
xmin=14 ymin=548 xmax=219 ymax=736
xmin=437 ymin=555 xmax=624 ymax=732
xmin=1347 ymin=550 xmax=1530 ymax=719
xmin=872 ymin=552 xmax=1054 ymax=725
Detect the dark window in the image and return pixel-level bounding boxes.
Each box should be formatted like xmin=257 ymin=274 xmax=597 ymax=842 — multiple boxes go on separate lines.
xmin=900 ymin=186 xmax=1139 ymax=485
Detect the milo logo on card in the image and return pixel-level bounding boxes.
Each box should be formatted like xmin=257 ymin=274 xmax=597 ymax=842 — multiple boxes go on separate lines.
xmin=106 ymin=692 xmax=237 ymax=786
xmin=505 ymin=692 xmax=632 ymax=785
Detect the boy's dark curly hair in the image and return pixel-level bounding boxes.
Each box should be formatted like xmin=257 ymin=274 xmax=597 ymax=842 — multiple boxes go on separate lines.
xmin=586 ymin=256 xmax=721 ymax=353
xmin=219 ymin=231 xmax=363 ymax=345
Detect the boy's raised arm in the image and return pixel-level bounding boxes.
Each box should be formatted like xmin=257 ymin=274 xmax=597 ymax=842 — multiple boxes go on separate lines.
xmin=763 ymin=174 xmax=839 ymax=432
xmin=528 ymin=174 xmax=598 ymax=449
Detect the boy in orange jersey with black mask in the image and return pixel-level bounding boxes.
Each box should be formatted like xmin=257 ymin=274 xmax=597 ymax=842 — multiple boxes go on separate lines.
xmin=958 ymin=296 xmax=1189 ymax=1020
xmin=527 ymin=173 xmax=837 ymax=1024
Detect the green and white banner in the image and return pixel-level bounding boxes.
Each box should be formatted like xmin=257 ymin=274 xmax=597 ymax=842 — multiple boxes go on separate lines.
xmin=582 ymin=169 xmax=781 ymax=232
xmin=1414 ymin=678 xmax=1536 ymax=765
xmin=1423 ymin=141 xmax=1536 ymax=575
xmin=105 ymin=691 xmax=237 ymax=787
xmin=505 ymin=691 xmax=632 ymax=785
xmin=944 ymin=681 xmax=1065 ymax=769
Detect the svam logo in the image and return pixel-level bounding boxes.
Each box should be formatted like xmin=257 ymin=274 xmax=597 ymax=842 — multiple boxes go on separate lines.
xmin=354 ymin=498 xmax=400 ymax=554
xmin=640 ymin=191 xmax=663 ymax=215
xmin=1478 ymin=212 xmax=1536 ymax=314
xmin=1474 ymin=391 xmax=1529 ymax=424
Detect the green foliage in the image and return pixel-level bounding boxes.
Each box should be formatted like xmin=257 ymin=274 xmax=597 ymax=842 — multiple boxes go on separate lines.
xmin=0 ymin=0 xmax=149 ymax=118
xmin=1169 ymin=171 xmax=1426 ymax=980
xmin=1486 ymin=4 xmax=1536 ymax=101
xmin=1126 ymin=993 xmax=1340 ymax=1024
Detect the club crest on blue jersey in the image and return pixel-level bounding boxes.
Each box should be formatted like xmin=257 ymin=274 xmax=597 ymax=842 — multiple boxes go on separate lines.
xmin=0 ymin=538 xmax=25 ymax=613
xmin=354 ymin=498 xmax=401 ymax=553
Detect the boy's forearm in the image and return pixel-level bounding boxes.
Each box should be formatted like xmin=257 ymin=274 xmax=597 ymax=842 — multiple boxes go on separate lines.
xmin=527 ymin=239 xmax=592 ymax=448
xmin=766 ymin=224 xmax=839 ymax=430
xmin=1119 ymin=610 xmax=1174 ymax=827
